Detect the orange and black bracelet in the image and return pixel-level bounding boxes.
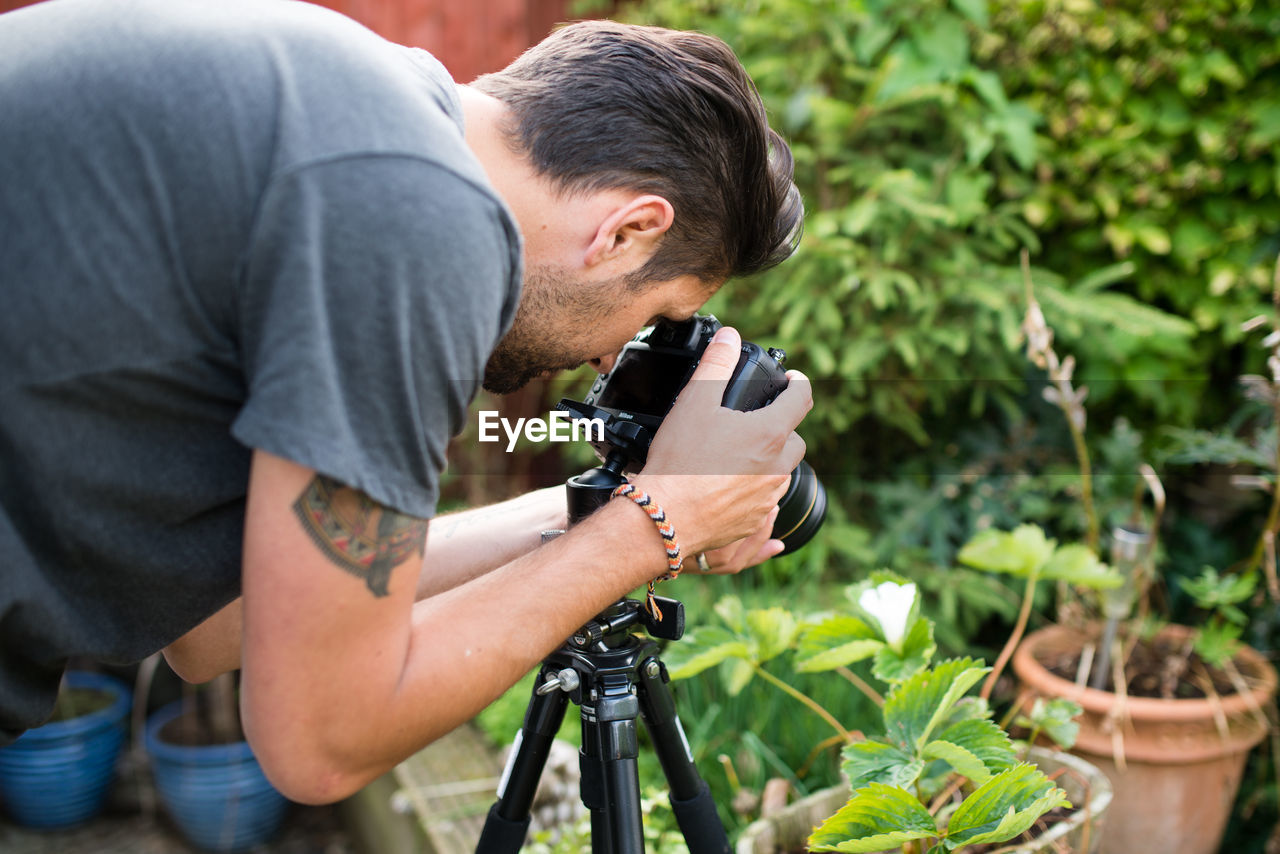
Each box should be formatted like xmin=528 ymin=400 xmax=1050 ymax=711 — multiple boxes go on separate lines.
xmin=611 ymin=481 xmax=682 ymax=618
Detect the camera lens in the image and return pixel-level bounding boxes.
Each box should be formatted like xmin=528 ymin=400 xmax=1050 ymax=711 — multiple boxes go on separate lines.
xmin=771 ymin=460 xmax=827 ymax=555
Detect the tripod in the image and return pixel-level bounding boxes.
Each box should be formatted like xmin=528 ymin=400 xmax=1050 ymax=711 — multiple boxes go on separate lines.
xmin=475 ymin=456 xmax=730 ymax=854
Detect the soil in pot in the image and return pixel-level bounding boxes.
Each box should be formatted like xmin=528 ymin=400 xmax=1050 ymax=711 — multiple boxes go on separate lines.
xmin=49 ymin=686 xmax=116 ymax=722
xmin=1037 ymin=629 xmax=1238 ymax=701
xmin=155 ymin=705 xmax=243 ymax=748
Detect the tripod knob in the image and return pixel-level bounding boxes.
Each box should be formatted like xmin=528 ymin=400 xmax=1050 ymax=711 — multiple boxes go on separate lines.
xmin=535 ymin=667 xmax=581 ymax=696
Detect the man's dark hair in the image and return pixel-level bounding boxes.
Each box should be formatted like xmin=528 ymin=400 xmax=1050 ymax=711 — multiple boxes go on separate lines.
xmin=471 ymin=20 xmax=803 ymax=286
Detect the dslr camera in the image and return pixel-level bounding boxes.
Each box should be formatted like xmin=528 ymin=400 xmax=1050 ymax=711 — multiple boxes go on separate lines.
xmin=557 ymin=315 xmax=825 ymax=554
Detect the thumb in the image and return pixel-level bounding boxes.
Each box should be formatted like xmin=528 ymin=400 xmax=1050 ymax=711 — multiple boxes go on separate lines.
xmin=681 ymin=326 xmax=742 ymax=408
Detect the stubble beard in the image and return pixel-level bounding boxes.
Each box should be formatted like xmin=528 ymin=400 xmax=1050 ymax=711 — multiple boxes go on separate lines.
xmin=481 ymin=264 xmax=609 ymax=394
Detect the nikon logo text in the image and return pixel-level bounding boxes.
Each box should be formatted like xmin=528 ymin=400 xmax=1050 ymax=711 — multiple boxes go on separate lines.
xmin=477 ymin=410 xmax=605 ymax=452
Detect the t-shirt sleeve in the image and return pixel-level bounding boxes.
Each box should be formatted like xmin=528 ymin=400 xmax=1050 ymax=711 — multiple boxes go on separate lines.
xmin=231 ymin=154 xmax=521 ymax=518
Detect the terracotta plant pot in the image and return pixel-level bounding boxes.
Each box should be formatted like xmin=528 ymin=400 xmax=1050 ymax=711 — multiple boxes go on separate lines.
xmin=1013 ymin=623 xmax=1277 ymax=854
xmin=732 ymin=747 xmax=1111 ymax=853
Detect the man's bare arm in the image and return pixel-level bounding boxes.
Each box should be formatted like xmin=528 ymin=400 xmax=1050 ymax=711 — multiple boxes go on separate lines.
xmin=159 ymin=486 xmax=566 ymax=684
xmin=162 ymin=598 xmax=243 ymax=684
xmin=414 ymin=486 xmax=566 ymax=598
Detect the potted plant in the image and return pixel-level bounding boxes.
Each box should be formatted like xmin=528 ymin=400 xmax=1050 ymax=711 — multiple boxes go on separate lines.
xmin=0 ymin=669 xmax=132 ymax=828
xmin=968 ymin=257 xmax=1280 ymax=854
xmin=144 ymin=669 xmax=289 ymax=852
xmin=664 ymin=575 xmax=1115 ymax=853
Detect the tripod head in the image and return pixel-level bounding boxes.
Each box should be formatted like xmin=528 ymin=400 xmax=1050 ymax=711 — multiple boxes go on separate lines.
xmin=563 ymin=451 xmax=685 ymax=644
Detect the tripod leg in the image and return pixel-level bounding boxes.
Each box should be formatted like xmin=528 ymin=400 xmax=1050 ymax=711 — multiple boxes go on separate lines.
xmin=475 ymin=669 xmax=571 ymax=854
xmin=637 ymin=657 xmax=730 ymax=854
xmin=579 ymin=686 xmax=645 ymax=854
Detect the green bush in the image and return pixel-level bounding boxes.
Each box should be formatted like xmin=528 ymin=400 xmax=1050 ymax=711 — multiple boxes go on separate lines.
xmin=983 ymin=0 xmax=1280 ymax=423
xmin=617 ymin=0 xmax=1280 ymax=455
xmin=620 ymin=0 xmax=1201 ymax=458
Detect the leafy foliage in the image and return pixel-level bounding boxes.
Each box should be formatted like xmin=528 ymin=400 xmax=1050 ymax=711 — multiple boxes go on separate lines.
xmin=619 ymin=0 xmax=1203 ymax=471
xmin=1014 ymin=697 xmax=1083 ymax=751
xmin=665 ymin=579 xmax=1069 ymax=852
xmin=957 ymin=523 xmax=1121 ymax=588
xmin=984 ymin=0 xmax=1280 ymax=423
xmin=810 ymin=657 xmax=1069 ymax=852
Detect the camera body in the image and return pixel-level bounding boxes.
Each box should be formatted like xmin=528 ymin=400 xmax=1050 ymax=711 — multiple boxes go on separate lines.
xmin=562 ymin=315 xmax=788 ymax=468
xmin=557 ymin=314 xmax=826 ymax=555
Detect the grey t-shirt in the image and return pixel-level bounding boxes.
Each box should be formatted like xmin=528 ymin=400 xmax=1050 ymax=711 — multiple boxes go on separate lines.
xmin=0 ymin=0 xmax=522 ymax=740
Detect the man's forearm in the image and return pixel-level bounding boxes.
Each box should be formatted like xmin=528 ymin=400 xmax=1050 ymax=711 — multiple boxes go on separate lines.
xmin=417 ymin=485 xmax=567 ymax=598
xmin=159 ymin=487 xmax=566 ymax=683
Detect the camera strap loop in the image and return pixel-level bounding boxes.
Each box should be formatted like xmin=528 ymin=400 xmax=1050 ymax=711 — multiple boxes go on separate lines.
xmin=611 ymin=481 xmax=683 ymax=621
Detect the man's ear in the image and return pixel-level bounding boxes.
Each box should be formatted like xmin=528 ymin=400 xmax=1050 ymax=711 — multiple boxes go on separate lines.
xmin=583 ymin=195 xmax=675 ymax=268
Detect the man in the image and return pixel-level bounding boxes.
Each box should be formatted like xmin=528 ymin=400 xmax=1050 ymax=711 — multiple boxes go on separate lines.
xmin=0 ymin=0 xmax=810 ymax=804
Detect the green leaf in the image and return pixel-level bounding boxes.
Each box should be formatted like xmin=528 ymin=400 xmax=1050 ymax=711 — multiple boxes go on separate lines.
xmin=909 ymin=13 xmax=969 ymax=77
xmin=1037 ymin=284 xmax=1197 ymax=340
xmin=808 ymin=783 xmax=938 ymax=853
xmin=994 ymin=105 xmax=1039 ymax=170
xmin=945 ymin=169 xmax=994 ymax=227
xmin=723 ymin=657 xmax=755 ymax=696
xmin=1135 ymin=224 xmax=1172 ymax=255
xmin=796 ymin=616 xmax=884 ymax=672
xmin=1181 ymin=567 xmax=1258 ymax=609
xmin=854 ymin=16 xmax=897 ymax=65
xmin=951 ymin=0 xmax=989 ymax=28
xmin=746 ymin=607 xmax=799 ymax=663
xmin=713 ymin=595 xmax=745 ymax=628
xmin=882 ymin=658 xmax=989 ymax=751
xmin=661 ymin=627 xmax=750 ymax=679
xmin=1193 ymin=619 xmax=1244 ymax=670
xmin=841 ymin=740 xmax=925 ymax=790
xmin=957 ymin=525 xmax=1053 ymax=577
xmin=1014 ymin=698 xmax=1082 ymax=750
xmin=944 ymin=764 xmax=1070 ymax=849
xmin=872 ymin=617 xmax=936 ymax=683
xmin=922 ymin=739 xmax=992 ymax=785
xmin=1073 ymin=261 xmax=1135 ymax=294
xmin=876 ymin=45 xmax=942 ymax=103
xmin=1039 ymin=544 xmax=1121 ymax=589
xmin=923 ymin=718 xmax=1017 ymax=785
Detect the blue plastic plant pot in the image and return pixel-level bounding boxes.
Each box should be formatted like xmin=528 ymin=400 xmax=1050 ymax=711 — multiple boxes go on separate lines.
xmin=0 ymin=670 xmax=131 ymax=828
xmin=145 ymin=700 xmax=289 ymax=852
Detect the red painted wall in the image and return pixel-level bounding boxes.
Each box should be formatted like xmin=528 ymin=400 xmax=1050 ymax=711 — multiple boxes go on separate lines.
xmin=307 ymin=0 xmax=579 ymax=81
xmin=0 ymin=0 xmax=586 ymax=81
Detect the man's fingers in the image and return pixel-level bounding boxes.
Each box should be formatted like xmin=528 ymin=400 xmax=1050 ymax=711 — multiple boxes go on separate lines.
xmin=765 ymin=370 xmax=813 ymax=432
xmin=702 ymin=506 xmax=782 ymax=574
xmin=677 ymin=326 xmax=741 ymax=408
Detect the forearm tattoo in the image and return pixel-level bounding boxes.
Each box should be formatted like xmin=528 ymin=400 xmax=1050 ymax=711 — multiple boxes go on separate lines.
xmin=291 ymin=475 xmax=427 ymax=597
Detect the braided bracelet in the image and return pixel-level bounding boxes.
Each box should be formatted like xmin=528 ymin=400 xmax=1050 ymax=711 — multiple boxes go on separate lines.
xmin=611 ymin=481 xmax=682 ymax=618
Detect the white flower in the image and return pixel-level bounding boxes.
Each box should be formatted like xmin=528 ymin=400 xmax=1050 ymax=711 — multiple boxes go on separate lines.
xmin=859 ymin=581 xmax=917 ymax=652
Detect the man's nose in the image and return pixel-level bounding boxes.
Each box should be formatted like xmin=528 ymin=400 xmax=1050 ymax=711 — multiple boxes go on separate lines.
xmin=589 ymin=352 xmax=619 ymax=374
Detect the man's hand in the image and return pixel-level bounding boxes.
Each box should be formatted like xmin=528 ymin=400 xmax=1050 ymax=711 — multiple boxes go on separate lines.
xmin=633 ymin=326 xmax=812 ymax=560
xmin=695 ymin=506 xmax=783 ymax=574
